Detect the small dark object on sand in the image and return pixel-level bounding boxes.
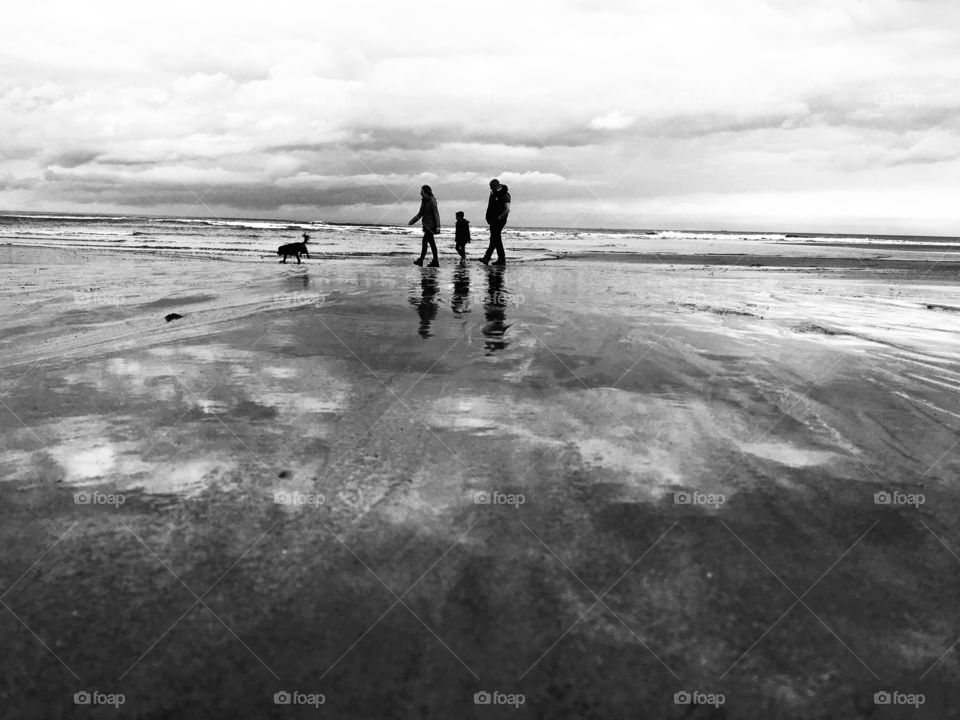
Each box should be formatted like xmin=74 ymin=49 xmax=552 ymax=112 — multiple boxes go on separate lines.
xmin=165 ymin=313 xmax=183 ymax=322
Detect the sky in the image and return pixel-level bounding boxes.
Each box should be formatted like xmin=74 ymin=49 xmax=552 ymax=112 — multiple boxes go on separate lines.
xmin=1 ymin=0 xmax=958 ymax=234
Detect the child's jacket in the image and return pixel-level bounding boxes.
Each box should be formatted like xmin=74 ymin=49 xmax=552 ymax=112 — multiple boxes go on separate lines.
xmin=455 ymin=218 xmax=471 ymax=244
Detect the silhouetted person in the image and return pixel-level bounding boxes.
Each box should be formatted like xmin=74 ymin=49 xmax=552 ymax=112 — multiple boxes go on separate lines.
xmin=479 ymin=179 xmax=510 ymax=265
xmin=454 ymin=211 xmax=471 ymax=263
xmin=410 ymin=268 xmax=439 ymax=338
xmin=451 ymin=264 xmax=471 ymax=316
xmin=409 ymin=184 xmax=440 ymax=267
xmin=482 ymin=266 xmax=510 ymax=353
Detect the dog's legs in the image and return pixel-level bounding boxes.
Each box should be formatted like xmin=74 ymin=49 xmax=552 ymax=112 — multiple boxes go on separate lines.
xmin=296 ymin=253 xmax=301 ymax=264
xmin=281 ymin=255 xmax=287 ymax=263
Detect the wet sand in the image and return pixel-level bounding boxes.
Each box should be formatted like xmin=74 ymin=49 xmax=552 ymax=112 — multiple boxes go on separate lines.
xmin=2 ymin=245 xmax=960 ymax=718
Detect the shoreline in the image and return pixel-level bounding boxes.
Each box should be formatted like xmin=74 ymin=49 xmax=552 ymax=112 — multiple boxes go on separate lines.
xmin=5 ymin=242 xmax=960 ymax=273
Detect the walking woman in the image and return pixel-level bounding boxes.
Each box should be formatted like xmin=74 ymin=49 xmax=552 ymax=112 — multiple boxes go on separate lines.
xmin=408 ymin=185 xmax=441 ymax=267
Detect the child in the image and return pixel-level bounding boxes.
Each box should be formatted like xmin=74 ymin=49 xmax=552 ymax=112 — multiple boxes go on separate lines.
xmin=454 ymin=211 xmax=471 ymax=263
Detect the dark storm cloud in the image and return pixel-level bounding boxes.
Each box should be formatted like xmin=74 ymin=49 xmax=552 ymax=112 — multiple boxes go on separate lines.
xmin=37 ymin=160 xmax=583 ymax=212
xmin=269 ymin=125 xmax=600 ymax=156
xmin=0 ymin=175 xmax=36 ymax=191
xmin=49 ymin=150 xmax=101 ymax=168
xmin=37 ymin=172 xmax=412 ymax=210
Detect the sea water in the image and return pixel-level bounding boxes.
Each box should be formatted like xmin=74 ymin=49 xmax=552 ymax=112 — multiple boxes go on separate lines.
xmin=2 ymin=211 xmax=958 ymax=262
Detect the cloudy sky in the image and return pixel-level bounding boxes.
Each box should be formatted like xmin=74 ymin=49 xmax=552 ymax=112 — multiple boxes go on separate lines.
xmin=2 ymin=0 xmax=958 ymax=233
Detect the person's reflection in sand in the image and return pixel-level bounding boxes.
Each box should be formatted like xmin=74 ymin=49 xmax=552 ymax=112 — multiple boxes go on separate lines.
xmin=482 ymin=266 xmax=511 ymax=353
xmin=451 ymin=264 xmax=471 ymax=316
xmin=409 ymin=268 xmax=440 ymax=338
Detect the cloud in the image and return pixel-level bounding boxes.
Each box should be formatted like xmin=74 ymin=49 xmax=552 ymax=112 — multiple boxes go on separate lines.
xmin=49 ymin=151 xmax=100 ymax=168
xmin=498 ymin=171 xmax=567 ymax=185
xmin=589 ymin=112 xmax=634 ymax=131
xmin=0 ymin=0 xmax=958 ymax=232
xmin=0 ymin=175 xmax=35 ymax=191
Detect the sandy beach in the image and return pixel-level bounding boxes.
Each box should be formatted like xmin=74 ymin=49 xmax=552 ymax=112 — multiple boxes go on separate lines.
xmin=2 ymin=244 xmax=960 ymax=718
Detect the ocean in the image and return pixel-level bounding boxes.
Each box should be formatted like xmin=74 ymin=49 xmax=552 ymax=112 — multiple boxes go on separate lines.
xmin=1 ymin=211 xmax=958 ymax=262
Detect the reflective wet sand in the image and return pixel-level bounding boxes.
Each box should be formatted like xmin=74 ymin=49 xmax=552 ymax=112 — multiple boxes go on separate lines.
xmin=2 ymin=248 xmax=959 ymax=717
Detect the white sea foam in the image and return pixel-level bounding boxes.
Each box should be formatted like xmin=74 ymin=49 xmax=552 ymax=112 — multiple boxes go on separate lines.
xmin=1 ymin=212 xmax=957 ymax=262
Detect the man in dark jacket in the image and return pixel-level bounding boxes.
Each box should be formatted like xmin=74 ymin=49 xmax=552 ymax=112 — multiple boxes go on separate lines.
xmin=479 ymin=179 xmax=510 ymax=265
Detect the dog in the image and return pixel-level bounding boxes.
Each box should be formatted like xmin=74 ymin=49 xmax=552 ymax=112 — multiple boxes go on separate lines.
xmin=277 ymin=233 xmax=310 ymax=264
